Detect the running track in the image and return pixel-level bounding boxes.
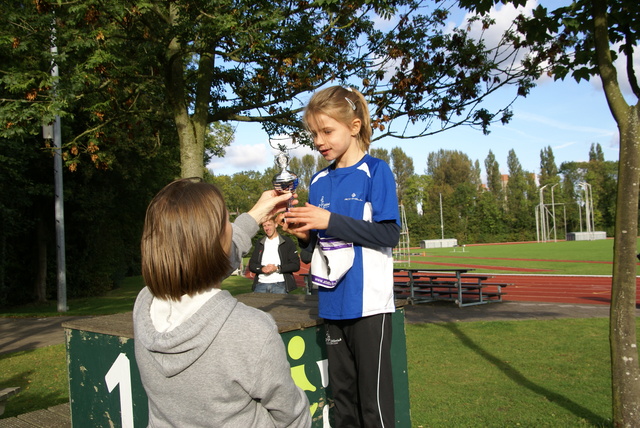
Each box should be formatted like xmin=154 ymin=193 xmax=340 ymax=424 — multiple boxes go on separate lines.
xmin=474 ymin=274 xmax=640 ymax=306
xmin=287 ymin=263 xmax=640 ymax=307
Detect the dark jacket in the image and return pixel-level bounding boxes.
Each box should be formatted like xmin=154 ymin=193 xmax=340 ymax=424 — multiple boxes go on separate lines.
xmin=248 ymin=234 xmax=300 ymax=293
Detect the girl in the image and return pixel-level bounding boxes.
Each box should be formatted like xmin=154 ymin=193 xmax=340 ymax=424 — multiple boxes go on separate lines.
xmin=134 ymin=178 xmax=310 ymax=427
xmin=285 ymin=86 xmax=400 ymax=427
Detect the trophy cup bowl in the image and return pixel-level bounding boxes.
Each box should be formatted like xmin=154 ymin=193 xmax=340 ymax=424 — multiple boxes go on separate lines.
xmin=272 ymin=152 xmax=299 ymax=209
xmin=272 ymin=170 xmax=299 ymax=194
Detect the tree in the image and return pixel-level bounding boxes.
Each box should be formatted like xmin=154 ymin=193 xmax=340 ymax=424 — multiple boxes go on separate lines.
xmin=1 ymin=0 xmax=541 ymax=179
xmin=391 ymin=147 xmax=415 ymax=205
xmin=458 ymin=1 xmax=640 ymax=423
xmin=298 ymin=154 xmax=318 ymax=192
xmin=426 ymin=149 xmax=479 ymax=241
xmin=505 ymin=149 xmax=535 ymax=240
xmin=539 ymin=145 xmax=559 ymax=188
xmin=404 ymin=173 xmax=431 ymax=214
xmin=315 ymin=154 xmax=331 ymax=171
xmin=211 ymin=171 xmax=265 ymax=216
xmin=427 ymin=149 xmax=476 ymax=187
xmin=485 ymin=149 xmax=505 ymax=202
xmin=590 ymin=142 xmax=605 ymax=162
xmin=559 ymin=154 xmax=618 ymax=235
xmin=586 ymin=147 xmax=619 ymax=234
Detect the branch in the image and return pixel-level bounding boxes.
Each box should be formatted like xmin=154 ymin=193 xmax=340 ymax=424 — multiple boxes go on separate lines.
xmin=592 ymin=0 xmax=629 ymax=123
xmin=621 ymin=24 xmax=640 ymax=99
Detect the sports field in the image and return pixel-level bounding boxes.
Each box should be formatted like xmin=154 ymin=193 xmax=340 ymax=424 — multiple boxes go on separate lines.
xmin=296 ymin=238 xmax=640 ymax=306
xmin=407 ymin=238 xmax=640 ymax=306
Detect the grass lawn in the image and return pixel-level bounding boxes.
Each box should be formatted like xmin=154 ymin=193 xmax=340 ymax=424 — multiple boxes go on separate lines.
xmin=2 ymin=317 xmax=627 ymax=426
xmin=406 ymin=318 xmax=622 ymax=427
xmin=2 ymin=242 xmax=638 ymax=425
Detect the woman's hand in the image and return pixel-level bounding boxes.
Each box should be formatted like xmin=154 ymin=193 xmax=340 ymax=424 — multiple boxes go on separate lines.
xmin=248 ymin=191 xmax=297 ymax=224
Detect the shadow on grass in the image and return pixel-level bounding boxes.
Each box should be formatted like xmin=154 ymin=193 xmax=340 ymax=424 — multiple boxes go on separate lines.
xmin=438 ymin=323 xmax=611 ymax=426
xmin=0 ymin=366 xmax=68 ymax=419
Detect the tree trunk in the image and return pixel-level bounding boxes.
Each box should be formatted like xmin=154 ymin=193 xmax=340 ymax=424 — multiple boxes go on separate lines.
xmin=163 ymin=4 xmax=211 ymax=179
xmin=591 ymin=1 xmax=640 ymax=425
xmin=609 ymin=108 xmax=640 ymax=427
xmin=34 ymin=217 xmax=47 ymax=303
xmin=165 ymin=36 xmax=205 ymax=179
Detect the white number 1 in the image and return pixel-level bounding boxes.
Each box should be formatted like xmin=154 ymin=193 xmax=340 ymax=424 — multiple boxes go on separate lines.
xmin=105 ymin=353 xmax=134 ymax=428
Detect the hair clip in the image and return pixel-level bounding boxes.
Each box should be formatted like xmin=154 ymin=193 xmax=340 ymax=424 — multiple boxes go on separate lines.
xmin=345 ymin=97 xmax=356 ymax=111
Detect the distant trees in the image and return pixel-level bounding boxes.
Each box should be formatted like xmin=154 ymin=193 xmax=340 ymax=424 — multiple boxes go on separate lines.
xmin=559 ymin=143 xmax=618 ymax=236
xmin=539 ymin=146 xmax=559 ymax=187
xmin=273 ymin=143 xmax=617 ymax=249
xmin=377 ymin=143 xmax=617 ymax=247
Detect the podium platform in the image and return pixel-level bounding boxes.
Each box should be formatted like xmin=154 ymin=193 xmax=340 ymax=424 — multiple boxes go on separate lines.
xmin=64 ymin=293 xmax=411 ymax=427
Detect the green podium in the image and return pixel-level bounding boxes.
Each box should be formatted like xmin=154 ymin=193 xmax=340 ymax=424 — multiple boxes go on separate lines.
xmin=64 ymin=294 xmax=411 ymax=427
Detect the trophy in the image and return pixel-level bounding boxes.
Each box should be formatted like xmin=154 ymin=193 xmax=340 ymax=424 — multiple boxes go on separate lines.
xmin=272 ymin=152 xmax=299 ymax=210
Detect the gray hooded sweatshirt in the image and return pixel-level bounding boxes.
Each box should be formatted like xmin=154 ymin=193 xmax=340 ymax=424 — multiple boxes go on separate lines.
xmin=133 ymin=213 xmax=311 ymax=427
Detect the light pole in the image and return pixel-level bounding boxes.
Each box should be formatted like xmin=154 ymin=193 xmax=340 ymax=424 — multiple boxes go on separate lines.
xmin=439 ymin=193 xmax=444 ymax=240
xmin=45 ymin=23 xmax=67 ymax=313
xmin=551 ymin=183 xmax=558 ymax=242
xmin=538 ymin=184 xmax=549 ymax=242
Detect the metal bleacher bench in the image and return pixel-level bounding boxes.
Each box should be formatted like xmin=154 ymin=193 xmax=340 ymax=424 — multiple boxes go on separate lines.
xmin=393 ymin=268 xmax=512 ymax=307
xmin=0 ymin=387 xmax=20 ymax=416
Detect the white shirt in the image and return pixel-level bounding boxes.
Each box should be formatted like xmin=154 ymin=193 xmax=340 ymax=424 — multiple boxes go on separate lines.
xmin=259 ymin=236 xmax=285 ymax=283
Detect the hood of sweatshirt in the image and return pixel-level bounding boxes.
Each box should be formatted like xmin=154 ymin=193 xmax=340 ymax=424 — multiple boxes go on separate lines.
xmin=133 ymin=288 xmax=237 ymax=377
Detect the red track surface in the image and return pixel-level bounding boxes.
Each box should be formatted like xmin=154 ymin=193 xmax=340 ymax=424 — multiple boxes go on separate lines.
xmin=486 ymin=274 xmax=640 ymax=306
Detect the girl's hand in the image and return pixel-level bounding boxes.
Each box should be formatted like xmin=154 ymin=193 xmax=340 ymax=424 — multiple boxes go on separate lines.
xmin=284 ymin=203 xmax=331 ymax=234
xmin=280 ymin=219 xmax=310 ymax=241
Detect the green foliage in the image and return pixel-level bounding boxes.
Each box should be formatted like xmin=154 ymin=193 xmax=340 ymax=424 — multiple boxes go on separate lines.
xmin=0 ymin=0 xmax=543 ymax=178
xmin=539 ymin=145 xmax=559 ymax=187
xmin=205 ymin=122 xmax=234 ymax=162
xmin=559 ymin=149 xmax=618 ymax=237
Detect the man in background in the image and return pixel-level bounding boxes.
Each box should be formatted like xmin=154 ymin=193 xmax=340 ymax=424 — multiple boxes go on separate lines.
xmin=249 ymin=214 xmax=300 ymax=293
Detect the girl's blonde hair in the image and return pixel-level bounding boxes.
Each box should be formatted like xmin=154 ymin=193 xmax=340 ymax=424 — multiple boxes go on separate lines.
xmin=304 ymin=86 xmax=372 ymax=151
xmin=141 ymin=178 xmax=231 ymax=300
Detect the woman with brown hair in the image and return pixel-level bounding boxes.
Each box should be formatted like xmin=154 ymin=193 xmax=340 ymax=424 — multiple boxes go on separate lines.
xmin=134 ymin=178 xmax=311 ymax=427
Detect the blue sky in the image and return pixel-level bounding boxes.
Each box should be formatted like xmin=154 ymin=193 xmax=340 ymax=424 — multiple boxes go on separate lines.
xmin=208 ymin=1 xmax=621 ymax=181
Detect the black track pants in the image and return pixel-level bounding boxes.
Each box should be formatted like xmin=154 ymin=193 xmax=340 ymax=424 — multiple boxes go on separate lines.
xmin=325 ymin=313 xmax=394 ymax=428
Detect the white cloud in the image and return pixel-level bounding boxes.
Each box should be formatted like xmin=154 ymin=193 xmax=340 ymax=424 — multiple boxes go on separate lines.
xmin=208 ymin=133 xmax=317 ymax=176
xmin=516 ymin=111 xmax=615 ymax=137
xmin=208 ymin=143 xmax=270 ymax=173
xmin=553 ymin=141 xmax=577 ymax=150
